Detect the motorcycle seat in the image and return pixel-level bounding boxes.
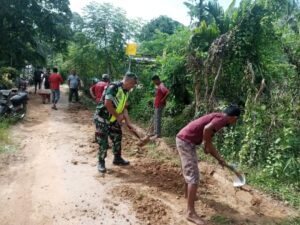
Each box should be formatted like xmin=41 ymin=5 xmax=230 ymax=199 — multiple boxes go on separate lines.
xmin=0 ymin=90 xmax=11 ymax=97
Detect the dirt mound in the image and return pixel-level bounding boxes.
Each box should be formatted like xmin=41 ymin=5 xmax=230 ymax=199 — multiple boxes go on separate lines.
xmin=110 ymin=157 xmax=185 ymax=196
xmin=114 ymin=185 xmax=172 ymax=225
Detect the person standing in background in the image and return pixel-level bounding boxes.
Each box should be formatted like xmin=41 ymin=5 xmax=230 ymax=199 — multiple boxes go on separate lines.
xmin=33 ymin=67 xmax=42 ymax=94
xmin=67 ymin=69 xmax=81 ymax=103
xmin=49 ymin=67 xmax=63 ymax=110
xmin=90 ymin=74 xmax=110 ymax=104
xmin=151 ymin=75 xmax=169 ymax=138
xmin=39 ymin=68 xmax=51 ymax=104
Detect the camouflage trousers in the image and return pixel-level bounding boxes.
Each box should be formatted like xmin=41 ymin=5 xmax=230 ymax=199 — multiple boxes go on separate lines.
xmin=95 ymin=120 xmax=122 ymax=161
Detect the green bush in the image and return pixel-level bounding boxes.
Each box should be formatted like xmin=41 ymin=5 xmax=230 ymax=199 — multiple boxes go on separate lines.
xmin=162 ymin=104 xmax=194 ymax=137
xmin=0 ymin=67 xmax=19 ymax=88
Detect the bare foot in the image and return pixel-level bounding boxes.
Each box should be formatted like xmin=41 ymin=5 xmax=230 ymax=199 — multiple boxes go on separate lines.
xmin=186 ymin=212 xmax=205 ymax=225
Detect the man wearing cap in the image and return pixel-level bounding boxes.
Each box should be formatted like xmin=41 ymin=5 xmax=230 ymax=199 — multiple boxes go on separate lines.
xmin=176 ymin=105 xmax=241 ymax=225
xmin=90 ymin=74 xmax=110 ymax=103
xmin=94 ymin=72 xmax=137 ymax=173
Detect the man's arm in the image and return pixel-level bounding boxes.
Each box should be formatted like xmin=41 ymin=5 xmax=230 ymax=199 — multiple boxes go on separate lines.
xmin=123 ymin=103 xmax=133 ymax=129
xmin=105 ymin=99 xmax=123 ymax=123
xmin=203 ymin=122 xmax=226 ymax=166
xmin=90 ymin=86 xmax=96 ymax=99
xmin=160 ymin=89 xmax=169 ymax=103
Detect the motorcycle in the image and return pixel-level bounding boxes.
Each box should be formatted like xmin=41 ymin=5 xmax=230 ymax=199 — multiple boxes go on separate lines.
xmin=0 ymin=88 xmax=28 ymax=119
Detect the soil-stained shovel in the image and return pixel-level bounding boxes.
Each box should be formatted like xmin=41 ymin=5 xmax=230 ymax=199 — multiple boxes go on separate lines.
xmin=225 ymin=164 xmax=246 ymax=187
xmin=136 ymin=118 xmax=154 ymax=147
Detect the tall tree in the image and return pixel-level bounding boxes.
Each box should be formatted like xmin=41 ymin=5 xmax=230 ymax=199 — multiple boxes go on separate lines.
xmin=138 ymin=16 xmax=183 ymax=42
xmin=0 ymin=0 xmax=72 ymax=68
xmin=83 ymin=2 xmax=130 ymax=76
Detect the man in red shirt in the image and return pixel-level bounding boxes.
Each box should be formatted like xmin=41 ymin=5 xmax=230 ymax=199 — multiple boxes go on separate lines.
xmin=90 ymin=74 xmax=110 ymax=103
xmin=176 ymin=105 xmax=241 ymax=225
xmin=151 ymin=75 xmax=169 ymax=138
xmin=49 ymin=67 xmax=63 ymax=110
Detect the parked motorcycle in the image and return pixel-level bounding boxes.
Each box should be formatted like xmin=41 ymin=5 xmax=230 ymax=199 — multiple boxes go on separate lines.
xmin=0 ymin=88 xmax=28 ymax=119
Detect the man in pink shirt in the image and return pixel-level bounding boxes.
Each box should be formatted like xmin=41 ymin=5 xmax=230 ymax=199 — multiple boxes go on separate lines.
xmin=151 ymin=75 xmax=169 ymax=138
xmin=176 ymin=105 xmax=241 ymax=225
xmin=49 ymin=67 xmax=63 ymax=110
xmin=90 ymin=74 xmax=110 ymax=104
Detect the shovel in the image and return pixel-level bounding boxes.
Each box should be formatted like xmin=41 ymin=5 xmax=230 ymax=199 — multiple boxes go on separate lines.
xmin=136 ymin=117 xmax=154 ymax=147
xmin=126 ymin=126 xmax=150 ymax=146
xmin=225 ymin=163 xmax=246 ymax=187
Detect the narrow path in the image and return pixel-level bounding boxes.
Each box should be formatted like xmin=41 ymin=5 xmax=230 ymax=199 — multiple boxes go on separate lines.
xmin=0 ymin=89 xmax=137 ymax=225
xmin=0 ymin=88 xmax=297 ymax=225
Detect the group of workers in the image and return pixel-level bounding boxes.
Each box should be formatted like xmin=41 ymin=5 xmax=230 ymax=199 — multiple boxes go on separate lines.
xmin=91 ymin=72 xmax=241 ymax=225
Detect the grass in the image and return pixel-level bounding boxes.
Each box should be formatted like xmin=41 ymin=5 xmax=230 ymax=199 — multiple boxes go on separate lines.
xmin=275 ymin=217 xmax=300 ymax=225
xmin=211 ymin=215 xmax=235 ymax=225
xmin=247 ymin=168 xmax=300 ymax=208
xmin=211 ymin=215 xmax=300 ymax=225
xmin=0 ymin=118 xmax=18 ymax=153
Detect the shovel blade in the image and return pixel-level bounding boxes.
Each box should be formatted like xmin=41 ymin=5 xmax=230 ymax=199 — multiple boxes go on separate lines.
xmin=137 ymin=136 xmax=150 ymax=147
xmin=233 ymin=173 xmax=246 ymax=187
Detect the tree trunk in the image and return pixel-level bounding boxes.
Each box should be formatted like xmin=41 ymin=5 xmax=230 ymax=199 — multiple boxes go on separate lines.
xmin=194 ymin=71 xmax=202 ymax=114
xmin=208 ymin=60 xmax=222 ymax=109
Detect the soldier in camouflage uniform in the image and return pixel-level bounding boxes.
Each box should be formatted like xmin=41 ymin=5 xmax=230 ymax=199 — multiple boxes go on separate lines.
xmin=94 ymin=73 xmax=138 ymax=173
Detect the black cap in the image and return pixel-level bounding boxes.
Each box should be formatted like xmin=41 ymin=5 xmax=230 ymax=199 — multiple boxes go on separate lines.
xmin=125 ymin=72 xmax=138 ymax=81
xmin=223 ymin=105 xmax=241 ymax=117
xmin=151 ymin=75 xmax=160 ymax=81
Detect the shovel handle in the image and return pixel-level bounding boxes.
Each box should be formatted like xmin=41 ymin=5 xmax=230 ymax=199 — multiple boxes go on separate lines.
xmin=225 ymin=164 xmax=242 ymax=177
xmin=129 ymin=128 xmax=141 ymax=140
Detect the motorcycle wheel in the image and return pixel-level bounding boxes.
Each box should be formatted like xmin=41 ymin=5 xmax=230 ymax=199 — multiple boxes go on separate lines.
xmin=18 ymin=102 xmax=27 ymax=119
xmin=0 ymin=105 xmax=8 ymax=118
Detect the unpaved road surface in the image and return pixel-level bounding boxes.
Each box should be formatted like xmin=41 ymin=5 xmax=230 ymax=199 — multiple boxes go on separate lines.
xmin=0 ymin=89 xmax=297 ymax=225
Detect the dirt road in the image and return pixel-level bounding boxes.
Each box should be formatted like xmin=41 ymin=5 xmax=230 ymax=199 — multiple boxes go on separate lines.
xmin=0 ymin=90 xmax=297 ymax=225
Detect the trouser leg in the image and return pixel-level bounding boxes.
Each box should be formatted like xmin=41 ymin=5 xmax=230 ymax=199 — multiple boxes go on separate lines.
xmin=154 ymin=107 xmax=163 ymax=136
xmin=95 ymin=122 xmax=109 ymax=161
xmin=75 ymin=89 xmax=79 ymax=102
xmin=109 ymin=122 xmax=122 ymax=156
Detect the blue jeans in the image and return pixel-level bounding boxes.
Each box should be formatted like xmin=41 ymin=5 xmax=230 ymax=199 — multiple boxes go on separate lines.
xmin=51 ymin=89 xmax=60 ymax=104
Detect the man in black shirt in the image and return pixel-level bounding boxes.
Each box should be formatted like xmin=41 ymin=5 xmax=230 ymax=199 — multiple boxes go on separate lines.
xmin=33 ymin=67 xmax=42 ymax=94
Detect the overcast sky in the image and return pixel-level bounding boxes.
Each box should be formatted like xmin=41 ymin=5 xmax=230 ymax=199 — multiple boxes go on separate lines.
xmin=69 ymin=0 xmax=237 ymax=26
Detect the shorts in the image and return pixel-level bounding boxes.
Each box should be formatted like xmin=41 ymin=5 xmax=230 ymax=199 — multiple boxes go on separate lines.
xmin=176 ymin=137 xmax=199 ymax=184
